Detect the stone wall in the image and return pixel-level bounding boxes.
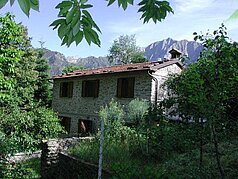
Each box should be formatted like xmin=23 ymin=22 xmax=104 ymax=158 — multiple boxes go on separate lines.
xmin=57 ymin=153 xmax=112 ymax=179
xmin=41 ymin=138 xmax=112 ymax=179
xmin=8 ymin=151 xmax=41 ymax=163
xmin=52 ymin=71 xmax=152 ymax=134
xmin=151 ymin=63 xmax=182 ymax=103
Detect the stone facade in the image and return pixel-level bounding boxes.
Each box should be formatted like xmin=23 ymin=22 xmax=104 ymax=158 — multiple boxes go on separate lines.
xmin=52 ymin=63 xmax=182 ymax=134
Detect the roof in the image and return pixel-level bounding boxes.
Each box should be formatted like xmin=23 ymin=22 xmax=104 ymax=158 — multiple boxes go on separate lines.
xmin=52 ymin=60 xmax=183 ymax=80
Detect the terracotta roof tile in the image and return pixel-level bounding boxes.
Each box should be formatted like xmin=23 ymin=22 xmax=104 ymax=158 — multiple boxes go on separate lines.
xmin=52 ymin=60 xmax=183 ymax=79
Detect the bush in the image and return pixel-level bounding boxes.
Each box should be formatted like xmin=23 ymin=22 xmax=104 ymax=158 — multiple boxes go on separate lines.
xmin=0 ymin=158 xmax=40 ymax=179
xmin=0 ymin=106 xmax=64 ymax=155
xmin=99 ymin=99 xmax=124 ymax=138
xmin=127 ymin=98 xmax=149 ymax=124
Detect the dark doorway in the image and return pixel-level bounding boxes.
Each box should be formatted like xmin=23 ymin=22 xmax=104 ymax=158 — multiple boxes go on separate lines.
xmin=78 ymin=120 xmax=93 ymax=135
xmin=60 ymin=116 xmax=71 ymax=134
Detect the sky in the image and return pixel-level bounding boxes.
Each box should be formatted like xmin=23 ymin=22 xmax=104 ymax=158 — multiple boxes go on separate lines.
xmin=1 ymin=0 xmax=238 ymax=58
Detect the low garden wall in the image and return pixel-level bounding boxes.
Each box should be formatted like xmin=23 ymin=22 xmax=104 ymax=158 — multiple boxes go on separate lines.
xmin=41 ymin=137 xmax=112 ymax=179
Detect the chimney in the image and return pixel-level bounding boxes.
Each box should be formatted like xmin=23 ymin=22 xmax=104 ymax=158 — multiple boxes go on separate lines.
xmin=169 ymin=48 xmax=182 ymax=59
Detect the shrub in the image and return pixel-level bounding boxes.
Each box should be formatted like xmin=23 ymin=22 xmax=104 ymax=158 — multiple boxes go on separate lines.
xmin=0 ymin=106 xmax=64 ymax=155
xmin=0 ymin=159 xmax=40 ymax=179
xmin=127 ymin=98 xmax=149 ymax=124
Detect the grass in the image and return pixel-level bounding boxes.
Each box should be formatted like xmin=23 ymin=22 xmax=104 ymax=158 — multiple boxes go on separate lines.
xmin=69 ymin=130 xmax=238 ymax=178
xmin=69 ymin=136 xmax=163 ymax=178
xmin=20 ymin=158 xmax=41 ymax=179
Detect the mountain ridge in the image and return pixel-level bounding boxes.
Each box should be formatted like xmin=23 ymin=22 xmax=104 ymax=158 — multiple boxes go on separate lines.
xmin=43 ymin=38 xmax=203 ymax=76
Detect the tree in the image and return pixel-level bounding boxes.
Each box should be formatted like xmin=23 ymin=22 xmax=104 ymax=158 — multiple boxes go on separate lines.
xmin=0 ymin=13 xmax=32 ymax=107
xmin=108 ymin=34 xmax=147 ymax=64
xmin=163 ymin=25 xmax=238 ymax=178
xmin=0 ymin=0 xmax=173 ymax=47
xmin=62 ymin=64 xmax=85 ymax=74
xmin=34 ymin=49 xmax=52 ymax=107
xmin=131 ymin=51 xmax=148 ymax=64
xmin=0 ymin=13 xmax=64 ymax=157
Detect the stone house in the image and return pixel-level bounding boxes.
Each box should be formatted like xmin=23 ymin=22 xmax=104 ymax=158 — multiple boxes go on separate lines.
xmin=52 ymin=58 xmax=183 ymax=135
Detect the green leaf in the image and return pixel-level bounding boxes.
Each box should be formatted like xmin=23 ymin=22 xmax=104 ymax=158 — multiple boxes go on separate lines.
xmin=121 ymin=0 xmax=127 ymax=10
xmin=138 ymin=0 xmax=173 ymax=23
xmin=82 ymin=10 xmax=101 ymax=33
xmin=66 ymin=6 xmax=76 ymax=24
xmin=84 ymin=29 xmax=91 ymax=45
xmin=59 ymin=6 xmax=71 ymax=17
xmin=67 ymin=31 xmax=73 ymax=46
xmin=128 ymin=0 xmax=133 ymax=5
xmin=138 ymin=0 xmax=147 ymax=6
xmin=50 ymin=19 xmax=65 ymax=27
xmin=56 ymin=0 xmax=73 ymax=9
xmin=61 ymin=36 xmax=68 ymax=46
xmin=30 ymin=0 xmax=39 ymax=11
xmin=80 ymin=4 xmax=93 ymax=9
xmin=118 ymin=0 xmax=122 ymax=7
xmin=81 ymin=16 xmax=92 ymax=28
xmin=75 ymin=31 xmax=83 ymax=45
xmin=227 ymin=9 xmax=238 ymax=21
xmin=30 ymin=0 xmax=37 ymax=5
xmin=107 ymin=0 xmax=115 ymax=6
xmin=18 ymin=0 xmax=31 ymax=16
xmin=58 ymin=23 xmax=67 ymax=39
xmin=0 ymin=0 xmax=7 ymax=9
xmin=70 ymin=10 xmax=80 ymax=27
xmin=138 ymin=5 xmax=147 ymax=12
xmin=80 ymin=0 xmax=88 ymax=3
xmin=87 ymin=28 xmax=100 ymax=46
xmin=10 ymin=0 xmax=15 ymax=6
xmin=73 ymin=21 xmax=80 ymax=36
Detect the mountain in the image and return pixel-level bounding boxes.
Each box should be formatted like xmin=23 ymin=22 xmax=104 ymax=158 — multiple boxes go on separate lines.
xmin=43 ymin=49 xmax=70 ymax=76
xmin=144 ymin=38 xmax=203 ymax=64
xmin=42 ymin=49 xmax=109 ymax=76
xmin=43 ymin=38 xmax=203 ymax=76
xmin=67 ymin=56 xmax=109 ymax=69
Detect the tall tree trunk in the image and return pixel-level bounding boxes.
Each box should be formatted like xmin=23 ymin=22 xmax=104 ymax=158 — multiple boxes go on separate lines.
xmin=211 ymin=122 xmax=225 ymax=179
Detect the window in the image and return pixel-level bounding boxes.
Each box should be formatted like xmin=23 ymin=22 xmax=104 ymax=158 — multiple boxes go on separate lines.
xmin=60 ymin=82 xmax=73 ymax=97
xmin=60 ymin=116 xmax=71 ymax=134
xmin=82 ymin=80 xmax=99 ymax=97
xmin=117 ymin=77 xmax=135 ymax=98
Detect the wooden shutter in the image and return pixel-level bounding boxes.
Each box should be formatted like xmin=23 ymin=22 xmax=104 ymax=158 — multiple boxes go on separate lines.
xmin=117 ymin=78 xmax=122 ymax=97
xmin=59 ymin=82 xmax=63 ymax=97
xmin=82 ymin=81 xmax=86 ymax=97
xmin=68 ymin=82 xmax=73 ymax=98
xmin=127 ymin=77 xmax=135 ymax=98
xmin=94 ymin=80 xmax=99 ymax=97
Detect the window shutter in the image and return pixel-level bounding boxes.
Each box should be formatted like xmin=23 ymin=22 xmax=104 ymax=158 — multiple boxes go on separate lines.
xmin=94 ymin=80 xmax=99 ymax=97
xmin=68 ymin=82 xmax=73 ymax=98
xmin=82 ymin=81 xmax=86 ymax=97
xmin=117 ymin=78 xmax=122 ymax=97
xmin=59 ymin=82 xmax=63 ymax=97
xmin=127 ymin=77 xmax=135 ymax=98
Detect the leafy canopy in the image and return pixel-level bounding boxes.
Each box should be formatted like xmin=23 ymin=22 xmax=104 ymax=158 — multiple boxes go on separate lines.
xmin=62 ymin=64 xmax=85 ymax=74
xmin=0 ymin=0 xmax=173 ymax=47
xmin=0 ymin=14 xmax=64 ymax=157
xmin=162 ymin=25 xmax=238 ymax=178
xmin=164 ymin=25 xmax=238 ymax=123
xmin=0 ymin=13 xmax=31 ymax=105
xmin=108 ymin=34 xmax=147 ymax=64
